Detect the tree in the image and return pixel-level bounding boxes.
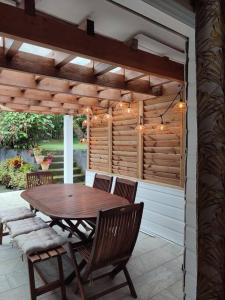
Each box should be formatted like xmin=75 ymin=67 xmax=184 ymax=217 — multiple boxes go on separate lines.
xmin=0 ymin=112 xmax=55 ymax=150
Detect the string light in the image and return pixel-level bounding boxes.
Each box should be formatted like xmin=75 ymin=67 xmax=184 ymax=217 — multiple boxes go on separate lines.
xmin=116 ymin=101 xmax=124 ymax=110
xmin=126 ymin=102 xmax=132 ymax=114
xmin=102 ymin=107 xmax=112 ymax=121
xmin=83 ymin=107 xmax=92 ymax=115
xmin=91 ymin=115 xmax=99 ymax=123
xmin=159 ymin=115 xmax=165 ymax=131
xmin=154 ymin=86 xmax=185 ymax=128
xmin=80 ymin=137 xmax=87 ymax=144
xmin=82 ymin=119 xmax=88 ymax=127
xmin=135 ymin=116 xmax=145 ymax=133
xmin=103 ymin=112 xmax=112 ymax=121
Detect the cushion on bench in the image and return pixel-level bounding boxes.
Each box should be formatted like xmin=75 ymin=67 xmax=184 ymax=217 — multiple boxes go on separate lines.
xmin=0 ymin=207 xmax=35 ymax=224
xmin=7 ymin=217 xmax=48 ymax=238
xmin=14 ymin=227 xmax=67 ymax=255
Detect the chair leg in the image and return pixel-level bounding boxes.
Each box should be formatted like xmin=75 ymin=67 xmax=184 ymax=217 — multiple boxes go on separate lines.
xmin=28 ymin=258 xmax=36 ymax=300
xmin=57 ymin=255 xmax=67 ymax=300
xmin=68 ymin=244 xmax=86 ymax=300
xmin=123 ymin=266 xmax=137 ymax=298
xmin=0 ymin=223 xmax=3 ymax=245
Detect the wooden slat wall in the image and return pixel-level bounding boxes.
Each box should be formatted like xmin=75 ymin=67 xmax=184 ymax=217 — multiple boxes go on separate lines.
xmin=88 ymin=85 xmax=185 ymax=187
xmin=112 ymin=102 xmax=138 ymax=177
xmin=143 ymin=92 xmax=183 ymax=186
xmin=89 ymin=108 xmax=109 ymax=172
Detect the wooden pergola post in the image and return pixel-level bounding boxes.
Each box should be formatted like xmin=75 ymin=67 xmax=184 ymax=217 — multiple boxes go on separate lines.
xmin=197 ymin=0 xmax=225 ymax=298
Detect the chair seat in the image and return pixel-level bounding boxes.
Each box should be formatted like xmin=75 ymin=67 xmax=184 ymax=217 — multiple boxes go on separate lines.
xmin=14 ymin=227 xmax=67 ymax=255
xmin=7 ymin=217 xmax=49 ymax=238
xmin=0 ymin=207 xmax=35 ymax=224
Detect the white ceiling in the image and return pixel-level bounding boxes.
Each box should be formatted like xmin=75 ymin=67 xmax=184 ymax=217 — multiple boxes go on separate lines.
xmin=34 ymin=0 xmax=186 ymax=52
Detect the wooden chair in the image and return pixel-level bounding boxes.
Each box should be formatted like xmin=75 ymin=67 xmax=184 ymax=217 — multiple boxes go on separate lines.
xmin=69 ymin=202 xmax=144 ymax=300
xmin=113 ymin=178 xmax=138 ymax=204
xmin=28 ymin=247 xmax=66 ymax=300
xmin=93 ymin=173 xmax=113 ymax=192
xmin=26 ymin=171 xmax=54 ymax=189
xmin=26 ymin=171 xmax=53 ymax=212
xmin=84 ymin=174 xmax=113 ymax=234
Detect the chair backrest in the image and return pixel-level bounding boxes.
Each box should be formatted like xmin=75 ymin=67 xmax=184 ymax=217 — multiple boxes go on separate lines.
xmin=93 ymin=174 xmax=113 ymax=193
xmin=113 ymin=178 xmax=138 ymax=204
xmin=89 ymin=203 xmax=144 ymax=269
xmin=26 ymin=171 xmax=53 ymax=189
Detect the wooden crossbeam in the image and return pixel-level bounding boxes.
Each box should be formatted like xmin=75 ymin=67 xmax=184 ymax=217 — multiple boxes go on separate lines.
xmin=94 ymin=62 xmax=115 ymax=76
xmin=0 ymin=50 xmax=156 ymax=95
xmin=48 ymin=50 xmax=77 ymax=68
xmin=4 ymin=39 xmax=23 ymax=59
xmin=125 ymin=70 xmax=146 ymax=82
xmin=0 ymin=2 xmax=184 ymax=81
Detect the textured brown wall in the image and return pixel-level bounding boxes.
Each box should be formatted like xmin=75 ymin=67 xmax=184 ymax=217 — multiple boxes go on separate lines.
xmin=197 ymin=0 xmax=225 ymax=298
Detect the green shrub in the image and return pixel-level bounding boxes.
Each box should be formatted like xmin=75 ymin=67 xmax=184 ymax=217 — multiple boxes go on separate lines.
xmin=0 ymin=112 xmax=56 ymax=150
xmin=0 ymin=157 xmax=35 ymax=189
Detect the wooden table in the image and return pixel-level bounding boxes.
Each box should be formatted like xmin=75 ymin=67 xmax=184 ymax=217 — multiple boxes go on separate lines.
xmin=21 ymin=183 xmax=129 ymax=239
xmin=21 ymin=183 xmax=129 ymax=285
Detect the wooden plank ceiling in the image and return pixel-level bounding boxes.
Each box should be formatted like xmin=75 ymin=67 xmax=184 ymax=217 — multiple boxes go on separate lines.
xmin=0 ymin=2 xmax=184 ymax=115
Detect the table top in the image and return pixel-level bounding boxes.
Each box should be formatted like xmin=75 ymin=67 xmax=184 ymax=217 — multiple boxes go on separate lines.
xmin=21 ymin=183 xmax=129 ymax=220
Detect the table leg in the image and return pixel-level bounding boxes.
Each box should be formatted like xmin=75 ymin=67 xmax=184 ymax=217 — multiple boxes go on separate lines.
xmin=64 ymin=219 xmax=88 ymax=241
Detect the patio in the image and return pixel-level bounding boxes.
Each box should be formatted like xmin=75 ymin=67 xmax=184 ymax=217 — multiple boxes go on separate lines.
xmin=0 ymin=190 xmax=183 ymax=300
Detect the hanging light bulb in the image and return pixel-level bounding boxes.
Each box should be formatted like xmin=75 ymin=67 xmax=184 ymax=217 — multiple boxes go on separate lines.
xmin=175 ymin=89 xmax=186 ymax=110
xmin=103 ymin=113 xmax=112 ymax=121
xmin=91 ymin=115 xmax=99 ymax=123
xmin=83 ymin=107 xmax=92 ymax=115
xmin=80 ymin=137 xmax=87 ymax=144
xmin=116 ymin=101 xmax=124 ymax=110
xmin=159 ymin=115 xmax=165 ymax=131
xmin=135 ymin=116 xmax=145 ymax=133
xmin=82 ymin=119 xmax=88 ymax=127
xmin=126 ymin=103 xmax=132 ymax=114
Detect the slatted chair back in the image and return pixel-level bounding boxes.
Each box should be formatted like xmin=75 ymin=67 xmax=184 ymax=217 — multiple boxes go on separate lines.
xmin=89 ymin=203 xmax=143 ymax=269
xmin=93 ymin=174 xmax=113 ymax=193
xmin=113 ymin=178 xmax=138 ymax=204
xmin=26 ymin=171 xmax=53 ymax=189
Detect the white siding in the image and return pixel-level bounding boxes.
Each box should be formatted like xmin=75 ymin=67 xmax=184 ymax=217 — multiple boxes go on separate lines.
xmin=86 ymin=170 xmax=185 ymax=246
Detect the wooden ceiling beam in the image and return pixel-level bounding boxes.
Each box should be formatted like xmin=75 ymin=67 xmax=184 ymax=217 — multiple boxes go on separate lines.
xmin=94 ymin=62 xmax=115 ymax=76
xmin=0 ymin=2 xmax=184 ymax=81
xmin=48 ymin=50 xmax=77 ymax=68
xmin=4 ymin=39 xmax=23 ymax=59
xmin=0 ymin=49 xmax=155 ymax=95
xmin=125 ymin=70 xmax=146 ymax=82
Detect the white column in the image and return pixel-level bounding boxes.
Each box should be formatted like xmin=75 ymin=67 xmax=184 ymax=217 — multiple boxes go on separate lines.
xmin=64 ymin=115 xmax=73 ymax=183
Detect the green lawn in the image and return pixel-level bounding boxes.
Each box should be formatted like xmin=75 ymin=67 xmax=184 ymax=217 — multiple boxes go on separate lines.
xmin=40 ymin=138 xmax=87 ymax=151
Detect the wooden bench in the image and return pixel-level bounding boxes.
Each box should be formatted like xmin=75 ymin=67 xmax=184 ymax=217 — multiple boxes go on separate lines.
xmin=27 ymin=246 xmax=67 ymax=300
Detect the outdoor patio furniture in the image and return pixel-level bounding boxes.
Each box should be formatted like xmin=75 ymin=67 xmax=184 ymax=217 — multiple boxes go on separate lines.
xmin=7 ymin=216 xmax=48 ymax=238
xmin=26 ymin=171 xmax=54 ymax=189
xmin=68 ymin=202 xmax=144 ymax=300
xmin=26 ymin=171 xmax=53 ymax=212
xmin=113 ymin=178 xmax=138 ymax=204
xmin=93 ymin=173 xmax=113 ymax=192
xmin=14 ymin=227 xmax=67 ymax=300
xmin=0 ymin=206 xmax=35 ymax=244
xmin=84 ymin=174 xmax=113 ymax=232
xmin=21 ymin=183 xmax=129 ymax=242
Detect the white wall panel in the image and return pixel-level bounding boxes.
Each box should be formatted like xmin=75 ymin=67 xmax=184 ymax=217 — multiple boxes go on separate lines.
xmin=86 ymin=170 xmax=185 ymax=246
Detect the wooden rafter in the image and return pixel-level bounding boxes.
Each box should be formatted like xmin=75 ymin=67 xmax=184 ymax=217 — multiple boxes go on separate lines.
xmin=4 ymin=39 xmax=23 ymax=59
xmin=48 ymin=50 xmax=77 ymax=68
xmin=125 ymin=70 xmax=146 ymax=82
xmin=94 ymin=62 xmax=115 ymax=76
xmin=0 ymin=50 xmax=156 ymax=95
xmin=0 ymin=2 xmax=184 ymax=81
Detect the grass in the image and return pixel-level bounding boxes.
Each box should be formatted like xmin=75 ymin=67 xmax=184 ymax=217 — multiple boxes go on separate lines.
xmin=39 ymin=138 xmax=87 ymax=151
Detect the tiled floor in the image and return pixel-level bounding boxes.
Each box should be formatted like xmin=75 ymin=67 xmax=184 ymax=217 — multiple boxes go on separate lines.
xmin=0 ymin=191 xmax=184 ymax=300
